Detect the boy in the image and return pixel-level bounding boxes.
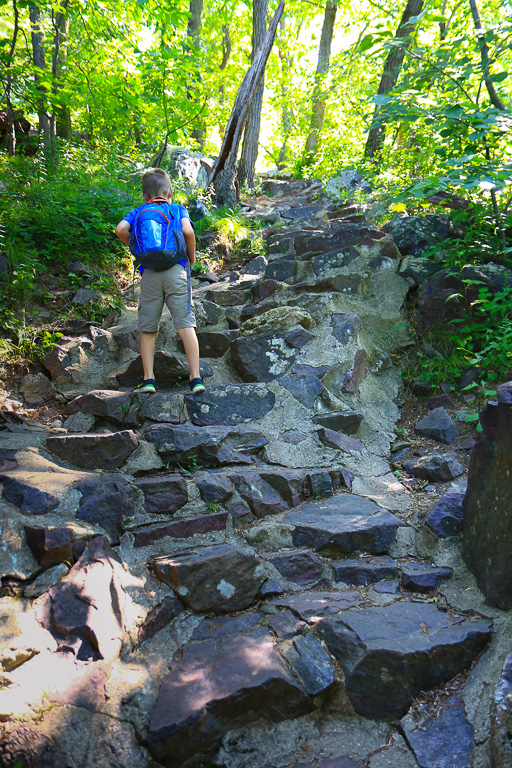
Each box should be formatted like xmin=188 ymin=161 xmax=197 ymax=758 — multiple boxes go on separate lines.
xmin=114 ymin=167 xmax=205 ymax=395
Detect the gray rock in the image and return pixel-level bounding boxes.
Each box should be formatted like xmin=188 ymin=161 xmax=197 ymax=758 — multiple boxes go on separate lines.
xmin=134 ymin=474 xmax=188 ymax=515
xmin=148 ymin=543 xmax=265 ymax=613
xmin=143 ymin=423 xmax=268 ymax=466
xmin=69 ymin=260 xmax=92 ymax=276
xmin=388 ymin=215 xmax=453 ymax=257
xmin=415 ymin=407 xmax=459 ymax=444
xmin=185 ymin=384 xmax=275 ymax=426
xmin=313 ymin=411 xmax=363 ymax=435
xmin=241 ymin=256 xmax=268 ymax=275
xmin=66 ymin=390 xmax=143 ymax=428
xmin=0 ymin=473 xmax=60 ymax=515
xmin=332 ymin=555 xmax=398 ymax=585
xmin=399 ymin=561 xmax=453 ymax=592
xmin=133 ymin=511 xmax=228 ymax=547
xmin=267 ymin=609 xmax=307 ymax=639
xmin=231 ymin=334 xmax=298 ymax=382
xmin=265 ymin=259 xmax=297 ymax=282
xmin=290 ymin=633 xmax=335 ymax=696
xmin=64 ymin=411 xmax=95 ymax=433
xmin=317 ymin=427 xmax=364 ymax=453
xmin=74 ymin=474 xmax=134 ymax=543
xmin=270 ymin=590 xmax=363 ymax=622
xmin=279 ymin=374 xmax=324 ymax=408
xmin=264 ymin=549 xmax=323 ymax=586
xmin=398 ymin=256 xmax=441 ymax=285
xmin=117 ymin=351 xmax=212 ymax=387
xmin=331 ymin=313 xmax=361 ymax=344
xmin=312 ymin=248 xmax=358 ymax=276
xmin=46 ymin=431 xmax=139 ymax=470
xmin=195 ymin=473 xmax=234 ymax=504
xmin=424 ymin=492 xmax=465 ymax=537
xmin=400 ymin=696 xmax=474 ymax=768
xmin=315 ymin=601 xmax=492 ymax=719
xmin=192 ymin=612 xmax=263 ymax=641
xmin=24 ymin=563 xmax=69 ymax=599
xmin=403 ymin=452 xmax=463 ymax=482
xmin=24 ymin=526 xmax=73 ymax=567
xmin=285 ymin=495 xmax=403 ymax=554
xmin=137 ymin=596 xmax=184 ymax=645
xmin=20 ymin=373 xmax=55 ymax=405
xmin=463 ymin=382 xmax=512 ymax=608
xmin=165 ymin=147 xmax=213 ymax=188
xmin=147 ymin=627 xmax=313 ymax=767
xmin=279 ymin=430 xmax=307 ymax=444
xmin=37 ymin=536 xmax=126 ymax=660
xmin=0 ymin=723 xmax=70 ymax=768
xmin=306 ymin=469 xmax=333 ymax=499
xmin=325 ymin=171 xmax=372 ymax=197
xmin=195 ymin=330 xmax=238 ymax=357
xmin=491 ymin=653 xmax=512 ymax=766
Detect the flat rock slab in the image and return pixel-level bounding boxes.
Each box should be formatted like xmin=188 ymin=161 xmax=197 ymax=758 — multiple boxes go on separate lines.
xmin=117 ymin=351 xmax=213 ymax=386
xmin=192 ymin=612 xmax=264 ymax=641
xmin=185 ymin=384 xmax=275 ymax=426
xmin=400 ymin=696 xmax=474 ymax=768
xmin=415 ymin=407 xmax=459 ymax=444
xmin=315 ymin=601 xmax=492 ymax=719
xmin=400 ymin=561 xmax=453 ymax=592
xmin=138 ymin=596 xmax=184 ymax=645
xmin=285 ymin=496 xmax=404 ymax=554
xmin=317 ymin=427 xmax=363 ymax=453
xmin=279 ymin=374 xmax=324 ymax=408
xmin=74 ymin=474 xmax=134 ymax=543
xmin=425 ymin=492 xmax=464 ymax=537
xmin=331 ymin=313 xmax=361 ymax=344
xmin=133 ymin=511 xmax=228 ymax=547
xmin=46 ymin=431 xmax=138 ymax=470
xmin=0 ymin=471 xmax=61 ymax=515
xmin=195 ymin=330 xmax=238 ymax=357
xmin=268 ymin=609 xmax=307 ymax=639
xmin=332 ymin=555 xmax=398 ymax=585
xmin=264 ymin=549 xmax=323 ymax=586
xmin=147 ymin=627 xmax=313 ymax=767
xmin=37 ymin=535 xmax=126 ymax=660
xmin=148 ymin=543 xmax=264 ymax=613
xmin=270 ymin=590 xmax=363 ymax=622
xmin=143 ymin=423 xmax=267 ymax=466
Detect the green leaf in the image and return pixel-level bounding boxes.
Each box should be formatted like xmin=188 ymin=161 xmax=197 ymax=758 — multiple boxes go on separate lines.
xmin=490 ymin=71 xmax=508 ymax=83
xmin=373 ymin=94 xmax=393 ymax=106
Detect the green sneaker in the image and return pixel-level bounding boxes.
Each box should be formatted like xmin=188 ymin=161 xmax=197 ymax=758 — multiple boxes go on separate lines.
xmin=133 ymin=379 xmax=156 ymax=394
xmin=189 ymin=377 xmax=205 ymax=395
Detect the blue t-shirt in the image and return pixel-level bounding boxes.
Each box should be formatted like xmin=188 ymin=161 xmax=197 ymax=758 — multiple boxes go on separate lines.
xmin=123 ymin=201 xmax=191 ymax=270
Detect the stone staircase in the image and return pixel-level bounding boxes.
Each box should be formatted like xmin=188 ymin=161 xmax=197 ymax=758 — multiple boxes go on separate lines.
xmin=0 ymin=179 xmax=499 ymax=768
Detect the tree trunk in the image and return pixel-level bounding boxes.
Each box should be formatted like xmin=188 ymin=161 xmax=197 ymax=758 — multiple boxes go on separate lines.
xmin=277 ymin=15 xmax=293 ymax=170
xmin=56 ymin=14 xmax=72 ymax=140
xmin=186 ymin=0 xmax=205 ymax=149
xmin=218 ymin=24 xmax=232 ymax=140
xmin=208 ymin=0 xmax=284 ymax=206
xmin=238 ymin=0 xmax=268 ymax=190
xmin=29 ymin=4 xmax=52 ymax=153
xmin=468 ymin=0 xmax=505 ymax=110
xmin=364 ymin=0 xmax=423 ymax=159
xmin=304 ymin=1 xmax=337 ymax=162
xmin=48 ymin=0 xmax=70 ymax=157
xmin=5 ymin=0 xmax=19 ymax=156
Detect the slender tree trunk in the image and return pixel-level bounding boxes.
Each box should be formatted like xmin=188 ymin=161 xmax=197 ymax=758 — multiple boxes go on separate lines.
xmin=304 ymin=1 xmax=337 ymax=162
xmin=277 ymin=15 xmax=293 ymax=170
xmin=30 ymin=4 xmax=52 ymax=154
xmin=208 ymin=0 xmax=284 ymax=206
xmin=186 ymin=0 xmax=205 ymax=149
xmin=238 ymin=0 xmax=268 ymax=189
xmin=218 ymin=24 xmax=231 ymax=140
xmin=468 ymin=0 xmax=505 ymax=110
xmin=48 ymin=0 xmax=70 ymax=157
xmin=5 ymin=0 xmax=19 ymax=156
xmin=364 ymin=0 xmax=423 ymax=159
xmin=56 ymin=14 xmax=72 ymax=140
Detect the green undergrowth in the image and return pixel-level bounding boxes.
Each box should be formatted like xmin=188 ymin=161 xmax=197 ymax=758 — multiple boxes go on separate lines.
xmin=0 ymin=148 xmax=258 ymax=364
xmin=403 ymin=202 xmax=512 ymax=390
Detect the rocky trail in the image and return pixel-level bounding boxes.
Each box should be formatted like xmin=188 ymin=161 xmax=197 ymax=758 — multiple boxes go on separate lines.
xmin=0 ymin=176 xmax=510 ymax=768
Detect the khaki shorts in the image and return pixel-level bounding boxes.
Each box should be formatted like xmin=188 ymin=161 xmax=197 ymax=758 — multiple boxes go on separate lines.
xmin=138 ymin=264 xmax=196 ymax=332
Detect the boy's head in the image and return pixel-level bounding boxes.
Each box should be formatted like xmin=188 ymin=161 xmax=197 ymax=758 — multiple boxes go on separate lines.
xmin=142 ymin=168 xmax=172 ymax=201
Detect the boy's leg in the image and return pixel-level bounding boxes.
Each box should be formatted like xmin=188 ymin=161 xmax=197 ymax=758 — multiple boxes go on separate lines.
xmin=177 ymin=327 xmax=200 ymax=380
xmin=140 ymin=331 xmax=158 ymax=380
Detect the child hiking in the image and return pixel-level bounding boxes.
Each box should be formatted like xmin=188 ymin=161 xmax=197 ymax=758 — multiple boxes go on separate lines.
xmin=115 ymin=168 xmax=205 ymax=395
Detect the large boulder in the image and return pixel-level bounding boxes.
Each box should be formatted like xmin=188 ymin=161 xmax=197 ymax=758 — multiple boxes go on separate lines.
xmin=462 ymin=382 xmax=512 ymax=608
xmin=149 ymin=146 xmax=213 ymax=188
xmin=324 ymin=171 xmax=372 ymax=197
xmin=147 ymin=627 xmax=313 ymax=767
xmin=388 ymin=215 xmax=453 ymax=257
xmin=418 ymin=263 xmax=512 ymax=329
xmin=315 ymin=601 xmax=492 ymax=719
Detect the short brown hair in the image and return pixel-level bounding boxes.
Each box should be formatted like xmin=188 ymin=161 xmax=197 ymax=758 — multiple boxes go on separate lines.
xmin=142 ymin=168 xmax=172 ymax=199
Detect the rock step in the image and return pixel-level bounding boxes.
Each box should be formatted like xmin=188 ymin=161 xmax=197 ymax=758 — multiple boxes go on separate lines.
xmin=145 ymin=586 xmax=491 ymax=767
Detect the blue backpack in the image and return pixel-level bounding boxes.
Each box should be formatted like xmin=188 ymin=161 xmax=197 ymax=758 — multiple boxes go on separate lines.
xmin=128 ymin=202 xmax=188 ymax=272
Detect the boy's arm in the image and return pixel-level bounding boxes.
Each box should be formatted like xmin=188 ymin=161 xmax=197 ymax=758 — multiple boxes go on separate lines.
xmin=115 ymin=220 xmax=131 ymax=247
xmin=181 ymin=218 xmax=195 ymax=268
